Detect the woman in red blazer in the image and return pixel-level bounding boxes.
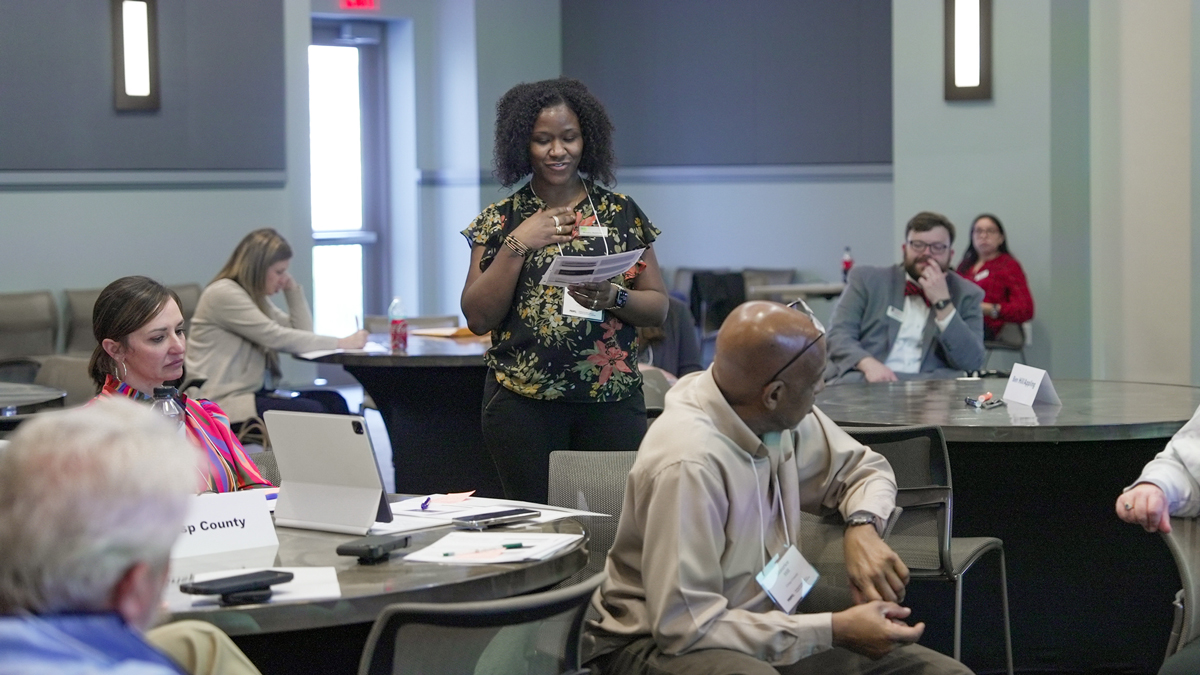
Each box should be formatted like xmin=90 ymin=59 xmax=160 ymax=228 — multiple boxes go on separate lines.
xmin=955 ymin=214 xmax=1034 ymax=344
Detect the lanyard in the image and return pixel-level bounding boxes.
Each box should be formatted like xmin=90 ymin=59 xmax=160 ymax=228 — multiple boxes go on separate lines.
xmin=754 ymin=439 xmax=791 ymax=569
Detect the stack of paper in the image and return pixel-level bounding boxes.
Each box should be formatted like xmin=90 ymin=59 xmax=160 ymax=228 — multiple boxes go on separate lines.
xmin=403 ymin=531 xmax=583 ymax=564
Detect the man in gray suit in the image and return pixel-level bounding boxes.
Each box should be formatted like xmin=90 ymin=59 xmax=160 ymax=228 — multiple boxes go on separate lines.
xmin=825 ymin=212 xmax=985 ymax=383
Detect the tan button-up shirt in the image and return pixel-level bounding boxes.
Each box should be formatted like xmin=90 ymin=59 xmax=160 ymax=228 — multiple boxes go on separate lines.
xmin=585 ymin=368 xmax=896 ymax=666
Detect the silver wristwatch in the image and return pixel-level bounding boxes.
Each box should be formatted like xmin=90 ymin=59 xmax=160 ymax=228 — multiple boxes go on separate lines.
xmin=845 ymin=514 xmax=880 ymax=530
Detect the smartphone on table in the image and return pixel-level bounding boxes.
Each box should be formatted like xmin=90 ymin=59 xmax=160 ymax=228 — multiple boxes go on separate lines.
xmin=452 ymin=508 xmax=540 ymax=530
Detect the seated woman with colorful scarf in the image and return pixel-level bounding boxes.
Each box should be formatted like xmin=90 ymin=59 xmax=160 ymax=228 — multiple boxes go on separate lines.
xmin=88 ymin=275 xmax=271 ymax=493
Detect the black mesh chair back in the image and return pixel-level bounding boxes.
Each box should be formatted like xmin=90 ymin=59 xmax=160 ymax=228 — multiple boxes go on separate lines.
xmin=846 ymin=425 xmax=1012 ymax=674
xmin=357 ymin=571 xmax=605 ymax=675
xmin=547 ymin=451 xmax=637 ymax=587
xmin=247 ymin=448 xmax=281 ymax=485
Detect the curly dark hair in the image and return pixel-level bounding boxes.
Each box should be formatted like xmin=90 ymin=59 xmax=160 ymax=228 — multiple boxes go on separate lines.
xmin=493 ymin=78 xmax=616 ymax=188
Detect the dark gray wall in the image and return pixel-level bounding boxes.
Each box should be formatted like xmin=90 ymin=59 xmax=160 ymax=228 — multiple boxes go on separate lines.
xmin=561 ymin=0 xmax=891 ymax=167
xmin=0 ymin=0 xmax=285 ymax=171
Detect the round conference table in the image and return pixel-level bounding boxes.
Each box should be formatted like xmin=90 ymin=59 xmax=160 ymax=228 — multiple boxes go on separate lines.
xmin=171 ymin=518 xmax=586 ymax=675
xmin=816 ymin=378 xmax=1200 ymax=674
xmin=305 ymin=335 xmax=500 ymax=497
xmin=0 ymin=381 xmax=67 ymax=435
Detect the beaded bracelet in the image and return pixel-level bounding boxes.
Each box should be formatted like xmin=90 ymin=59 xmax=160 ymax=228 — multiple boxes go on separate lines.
xmin=503 ymin=235 xmax=530 ymax=257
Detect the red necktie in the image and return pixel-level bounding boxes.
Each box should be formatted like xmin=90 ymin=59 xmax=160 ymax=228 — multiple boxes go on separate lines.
xmin=904 ymin=280 xmax=930 ymax=307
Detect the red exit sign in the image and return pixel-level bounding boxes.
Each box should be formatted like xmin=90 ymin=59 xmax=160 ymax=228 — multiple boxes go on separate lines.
xmin=340 ymin=0 xmax=378 ymax=9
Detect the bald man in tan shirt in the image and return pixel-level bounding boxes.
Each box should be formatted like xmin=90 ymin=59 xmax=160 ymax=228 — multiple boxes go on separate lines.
xmin=583 ymin=301 xmax=971 ymax=675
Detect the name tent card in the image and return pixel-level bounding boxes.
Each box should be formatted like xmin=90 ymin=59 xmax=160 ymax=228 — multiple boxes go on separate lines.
xmin=172 ymin=490 xmax=278 ymax=560
xmin=1002 ymin=363 xmax=1062 ymax=407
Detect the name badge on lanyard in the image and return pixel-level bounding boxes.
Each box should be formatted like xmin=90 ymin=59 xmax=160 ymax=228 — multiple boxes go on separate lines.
xmin=756 ymin=545 xmax=820 ymax=614
xmin=578 ymin=225 xmax=608 ymax=238
xmin=562 ymin=293 xmax=604 ymax=321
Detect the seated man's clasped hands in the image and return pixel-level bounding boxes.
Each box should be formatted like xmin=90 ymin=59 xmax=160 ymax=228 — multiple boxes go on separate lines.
xmin=825 ymin=212 xmax=985 ymax=384
xmin=584 ymin=300 xmax=971 ymax=675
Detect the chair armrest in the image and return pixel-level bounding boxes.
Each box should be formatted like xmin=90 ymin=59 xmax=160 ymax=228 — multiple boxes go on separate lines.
xmin=894 ymin=487 xmax=950 ymax=510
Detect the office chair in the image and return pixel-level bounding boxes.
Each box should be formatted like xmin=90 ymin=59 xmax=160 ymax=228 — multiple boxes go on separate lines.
xmin=64 ymin=288 xmax=104 ymax=354
xmin=796 ymin=507 xmax=901 ymax=615
xmin=357 ymin=571 xmax=605 ymax=675
xmin=0 ymin=290 xmax=59 ymax=384
xmin=1162 ymin=516 xmax=1200 ymax=662
xmin=547 ymin=451 xmax=637 ymax=587
xmin=247 ymin=449 xmax=281 ymax=485
xmin=983 ymin=321 xmax=1030 ymax=370
xmin=846 ymin=425 xmax=1013 ymax=675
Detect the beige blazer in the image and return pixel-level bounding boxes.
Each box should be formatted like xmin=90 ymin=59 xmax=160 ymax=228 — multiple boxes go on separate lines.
xmin=185 ymin=279 xmax=337 ymax=422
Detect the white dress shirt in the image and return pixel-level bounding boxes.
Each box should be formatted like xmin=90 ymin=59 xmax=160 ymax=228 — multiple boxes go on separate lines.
xmin=884 ymin=278 xmax=956 ymax=374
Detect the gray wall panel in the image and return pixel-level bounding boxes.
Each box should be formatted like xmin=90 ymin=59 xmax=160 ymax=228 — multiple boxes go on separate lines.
xmin=561 ymin=0 xmax=891 ymax=167
xmin=0 ymin=0 xmax=285 ymax=171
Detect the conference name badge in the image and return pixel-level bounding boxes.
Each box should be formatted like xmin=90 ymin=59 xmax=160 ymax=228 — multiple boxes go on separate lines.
xmin=755 ymin=545 xmax=819 ymax=614
xmin=561 ymin=293 xmax=604 ymax=321
xmin=577 ymin=225 xmax=608 ymax=237
xmin=886 ymin=305 xmax=905 ymax=322
xmin=171 ymin=490 xmax=278 ymax=559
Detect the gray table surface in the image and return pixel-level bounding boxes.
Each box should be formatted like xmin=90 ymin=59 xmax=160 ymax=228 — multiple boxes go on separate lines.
xmin=0 ymin=382 xmax=66 ymax=419
xmin=169 ymin=518 xmax=587 ymax=635
xmin=815 ymin=378 xmax=1200 ymax=443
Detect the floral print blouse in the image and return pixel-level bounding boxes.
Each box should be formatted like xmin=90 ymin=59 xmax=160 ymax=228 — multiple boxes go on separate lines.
xmin=462 ymin=182 xmax=660 ymax=403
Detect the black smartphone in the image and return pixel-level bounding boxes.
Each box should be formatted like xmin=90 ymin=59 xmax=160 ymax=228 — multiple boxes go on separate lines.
xmin=336 ymin=534 xmax=411 ymax=564
xmin=452 ymin=508 xmax=540 ymax=530
xmin=179 ymin=570 xmax=294 ymax=596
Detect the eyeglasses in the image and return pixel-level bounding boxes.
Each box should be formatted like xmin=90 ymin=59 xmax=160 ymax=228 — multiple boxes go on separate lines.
xmin=765 ymin=299 xmax=826 ymax=384
xmin=906 ymin=240 xmax=950 ymax=254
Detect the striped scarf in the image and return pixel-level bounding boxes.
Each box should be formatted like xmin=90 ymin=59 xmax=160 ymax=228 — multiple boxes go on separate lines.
xmin=97 ymin=376 xmax=272 ymax=493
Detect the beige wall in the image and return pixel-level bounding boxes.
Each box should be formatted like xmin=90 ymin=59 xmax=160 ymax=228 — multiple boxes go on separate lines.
xmin=1091 ymin=1 xmax=1192 ymax=384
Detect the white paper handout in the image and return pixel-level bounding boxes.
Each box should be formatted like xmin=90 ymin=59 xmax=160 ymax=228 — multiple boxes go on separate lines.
xmin=404 ymin=531 xmax=584 ymax=564
xmin=540 ymin=248 xmax=645 ymax=287
xmin=169 ymin=567 xmax=341 ymax=610
xmin=1002 ymin=363 xmax=1061 ymax=406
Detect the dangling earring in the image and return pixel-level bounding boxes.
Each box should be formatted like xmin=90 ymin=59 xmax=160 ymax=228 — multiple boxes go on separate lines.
xmin=115 ymin=360 xmax=128 ymax=382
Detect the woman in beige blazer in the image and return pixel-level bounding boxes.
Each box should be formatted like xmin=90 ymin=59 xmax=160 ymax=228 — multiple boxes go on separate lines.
xmin=185 ymin=229 xmax=368 ymax=424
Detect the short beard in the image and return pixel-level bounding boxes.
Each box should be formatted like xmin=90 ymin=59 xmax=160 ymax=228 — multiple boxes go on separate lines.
xmin=904 ymin=256 xmax=947 ymax=280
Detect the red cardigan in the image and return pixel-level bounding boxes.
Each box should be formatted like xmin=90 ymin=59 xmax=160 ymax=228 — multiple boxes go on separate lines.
xmin=956 ymin=252 xmax=1034 ymax=337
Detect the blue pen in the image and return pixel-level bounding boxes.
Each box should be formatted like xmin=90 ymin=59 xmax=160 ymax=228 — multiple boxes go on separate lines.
xmin=420 ymin=497 xmax=431 ymax=510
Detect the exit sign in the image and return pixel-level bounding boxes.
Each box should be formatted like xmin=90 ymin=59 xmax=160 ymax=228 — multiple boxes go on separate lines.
xmin=340 ymin=0 xmax=378 ymax=9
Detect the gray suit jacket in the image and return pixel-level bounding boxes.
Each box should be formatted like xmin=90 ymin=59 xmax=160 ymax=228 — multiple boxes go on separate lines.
xmin=824 ymin=264 xmax=986 ymax=382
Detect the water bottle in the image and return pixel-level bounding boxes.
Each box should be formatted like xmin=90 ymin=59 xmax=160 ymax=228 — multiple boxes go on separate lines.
xmin=150 ymin=387 xmax=185 ymax=433
xmin=842 ymin=246 xmax=854 ymax=283
xmin=387 ymin=296 xmax=408 ymax=353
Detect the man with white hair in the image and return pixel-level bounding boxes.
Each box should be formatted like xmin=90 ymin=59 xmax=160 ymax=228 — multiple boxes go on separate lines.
xmin=0 ymin=398 xmax=260 ymax=675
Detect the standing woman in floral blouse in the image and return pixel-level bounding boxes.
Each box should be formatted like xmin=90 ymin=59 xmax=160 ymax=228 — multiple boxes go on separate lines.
xmin=461 ymin=78 xmax=669 ymax=503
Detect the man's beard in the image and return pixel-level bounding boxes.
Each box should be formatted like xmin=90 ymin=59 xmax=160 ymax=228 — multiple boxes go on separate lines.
xmin=904 ymin=256 xmax=946 ymax=280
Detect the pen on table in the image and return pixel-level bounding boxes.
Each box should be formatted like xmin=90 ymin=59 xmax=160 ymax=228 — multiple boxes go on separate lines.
xmin=443 ymin=543 xmax=527 ymax=557
xmin=420 ymin=497 xmax=431 ymax=510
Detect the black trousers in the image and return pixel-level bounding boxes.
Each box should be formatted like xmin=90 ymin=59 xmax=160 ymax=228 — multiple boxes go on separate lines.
xmin=481 ymin=372 xmax=647 ymax=503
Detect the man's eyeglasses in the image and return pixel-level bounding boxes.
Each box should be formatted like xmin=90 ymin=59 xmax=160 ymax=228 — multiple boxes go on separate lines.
xmin=765 ymin=299 xmax=826 ymax=384
xmin=906 ymin=240 xmax=950 ymax=254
